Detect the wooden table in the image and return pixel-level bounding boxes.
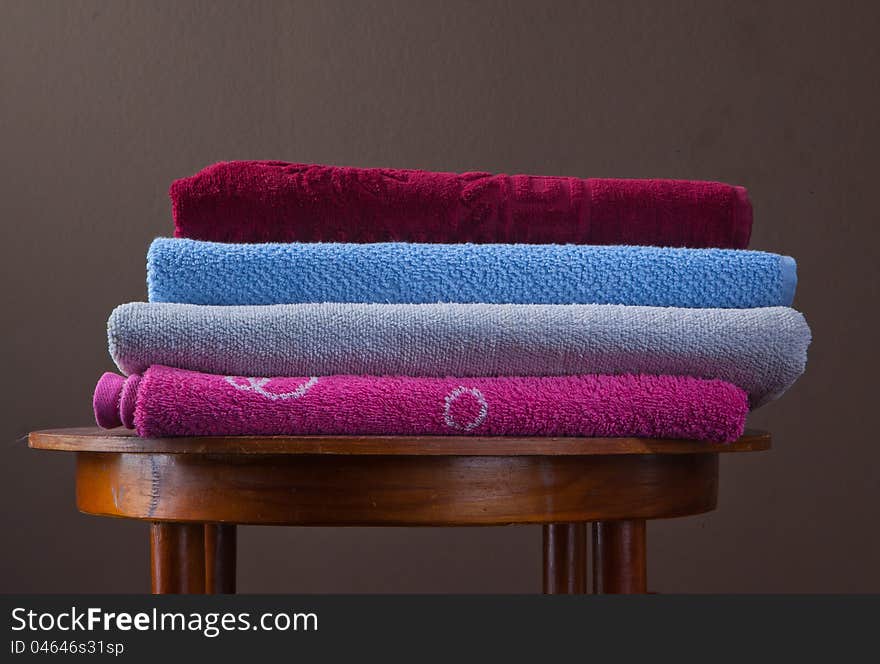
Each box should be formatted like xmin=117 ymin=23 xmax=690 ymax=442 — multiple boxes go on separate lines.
xmin=29 ymin=427 xmax=770 ymax=594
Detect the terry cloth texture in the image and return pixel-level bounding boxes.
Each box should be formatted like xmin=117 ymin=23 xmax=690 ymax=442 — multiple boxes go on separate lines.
xmin=94 ymin=367 xmax=749 ymax=442
xmin=146 ymin=239 xmax=796 ymax=308
xmin=107 ymin=302 xmax=811 ymax=408
xmin=170 ymin=161 xmax=753 ymax=248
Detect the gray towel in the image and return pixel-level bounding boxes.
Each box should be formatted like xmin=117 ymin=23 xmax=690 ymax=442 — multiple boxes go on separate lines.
xmin=108 ymin=302 xmax=809 ymax=408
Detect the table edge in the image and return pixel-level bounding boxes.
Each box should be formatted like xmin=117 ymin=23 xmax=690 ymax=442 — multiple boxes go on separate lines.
xmin=28 ymin=427 xmax=771 ymax=456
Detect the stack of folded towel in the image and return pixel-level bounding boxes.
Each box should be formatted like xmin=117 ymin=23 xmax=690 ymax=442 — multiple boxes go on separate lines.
xmin=94 ymin=161 xmax=811 ymax=443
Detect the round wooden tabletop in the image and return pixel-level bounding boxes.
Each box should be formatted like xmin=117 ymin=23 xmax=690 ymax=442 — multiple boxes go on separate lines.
xmin=27 ymin=427 xmax=770 ymax=526
xmin=28 ymin=427 xmax=771 ymax=456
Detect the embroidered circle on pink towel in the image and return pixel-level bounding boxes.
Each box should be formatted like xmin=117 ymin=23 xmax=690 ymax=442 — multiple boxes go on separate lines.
xmin=443 ymin=386 xmax=488 ymax=431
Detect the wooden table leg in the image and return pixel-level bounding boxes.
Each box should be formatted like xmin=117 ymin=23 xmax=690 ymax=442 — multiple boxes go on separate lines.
xmin=592 ymin=520 xmax=647 ymax=594
xmin=205 ymin=524 xmax=237 ymax=594
xmin=150 ymin=523 xmax=206 ymax=594
xmin=542 ymin=523 xmax=587 ymax=594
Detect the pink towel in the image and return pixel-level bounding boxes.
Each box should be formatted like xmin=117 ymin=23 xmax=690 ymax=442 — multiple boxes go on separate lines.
xmin=94 ymin=366 xmax=748 ymax=442
xmin=171 ymin=161 xmax=752 ymax=248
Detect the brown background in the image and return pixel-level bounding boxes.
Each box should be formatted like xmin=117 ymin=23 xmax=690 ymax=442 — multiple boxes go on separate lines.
xmin=1 ymin=0 xmax=877 ymax=592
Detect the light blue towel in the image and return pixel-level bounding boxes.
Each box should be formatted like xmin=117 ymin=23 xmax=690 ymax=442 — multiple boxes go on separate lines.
xmin=147 ymin=239 xmax=797 ymax=308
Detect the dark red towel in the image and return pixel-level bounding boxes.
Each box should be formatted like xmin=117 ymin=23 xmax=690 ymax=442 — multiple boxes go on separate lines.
xmin=170 ymin=161 xmax=752 ymax=247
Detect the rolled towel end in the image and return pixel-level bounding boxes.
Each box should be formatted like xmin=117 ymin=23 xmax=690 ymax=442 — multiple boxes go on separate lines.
xmin=94 ymin=372 xmax=124 ymax=428
xmin=93 ymin=372 xmax=140 ymax=429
